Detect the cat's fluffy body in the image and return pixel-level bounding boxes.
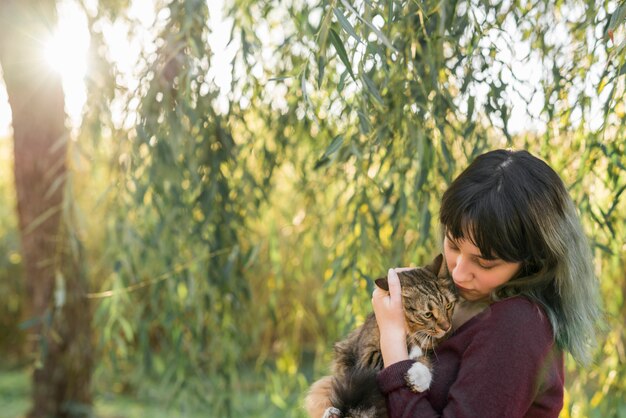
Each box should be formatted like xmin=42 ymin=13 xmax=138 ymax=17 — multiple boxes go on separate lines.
xmin=305 ymin=255 xmax=456 ymax=418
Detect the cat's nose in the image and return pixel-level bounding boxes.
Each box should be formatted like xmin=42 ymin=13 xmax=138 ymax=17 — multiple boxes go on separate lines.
xmin=439 ymin=321 xmax=452 ymax=333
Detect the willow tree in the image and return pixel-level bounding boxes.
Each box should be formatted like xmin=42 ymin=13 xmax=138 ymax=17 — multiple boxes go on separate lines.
xmin=227 ymin=0 xmax=626 ymax=415
xmin=77 ymin=0 xmax=626 ymax=416
xmin=287 ymin=0 xmax=626 ymax=416
xmin=0 ymin=1 xmax=93 ymax=417
xmin=81 ymin=0 xmax=287 ymax=415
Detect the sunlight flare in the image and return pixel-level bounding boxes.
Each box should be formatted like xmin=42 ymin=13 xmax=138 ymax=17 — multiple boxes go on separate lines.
xmin=42 ymin=1 xmax=89 ymax=129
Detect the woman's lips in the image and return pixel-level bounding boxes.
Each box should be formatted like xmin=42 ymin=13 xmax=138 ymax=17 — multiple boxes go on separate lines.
xmin=454 ymin=282 xmax=473 ymax=292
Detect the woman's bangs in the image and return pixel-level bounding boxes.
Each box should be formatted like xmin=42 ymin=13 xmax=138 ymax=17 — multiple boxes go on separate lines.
xmin=443 ymin=191 xmax=525 ymax=262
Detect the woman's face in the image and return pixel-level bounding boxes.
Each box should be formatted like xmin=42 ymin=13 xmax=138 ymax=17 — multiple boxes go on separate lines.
xmin=443 ymin=234 xmax=522 ymax=301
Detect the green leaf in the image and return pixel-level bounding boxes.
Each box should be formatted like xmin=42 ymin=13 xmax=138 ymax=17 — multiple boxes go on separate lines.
xmin=338 ymin=69 xmax=348 ymax=92
xmin=271 ymin=393 xmax=288 ymax=409
xmin=24 ymin=206 xmax=61 ymax=235
xmin=18 ymin=315 xmax=43 ymax=330
xmin=611 ymin=34 xmax=626 ymax=59
xmin=315 ymin=135 xmax=344 ymax=168
xmin=301 ymin=66 xmax=310 ymax=106
xmin=358 ymin=110 xmax=371 ymax=133
xmin=118 ymin=317 xmax=134 ymax=341
xmin=333 ymin=7 xmax=362 ymax=43
xmin=44 ymin=173 xmax=66 ymax=200
xmin=608 ymin=3 xmax=626 ymax=33
xmin=318 ymin=6 xmax=334 ymax=56
xmin=467 ymin=96 xmax=475 ymax=119
xmin=418 ymin=199 xmax=431 ymax=245
xmin=317 ymin=55 xmax=326 ymax=88
xmin=339 ymin=0 xmax=398 ymax=52
xmin=268 ymin=75 xmax=293 ymax=82
xmin=329 ymin=28 xmax=355 ymax=81
xmin=362 ymin=73 xmax=384 ymax=104
xmin=323 ymin=135 xmax=344 ymax=157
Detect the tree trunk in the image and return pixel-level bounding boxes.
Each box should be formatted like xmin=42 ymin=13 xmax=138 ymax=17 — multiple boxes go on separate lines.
xmin=0 ymin=1 xmax=93 ymax=417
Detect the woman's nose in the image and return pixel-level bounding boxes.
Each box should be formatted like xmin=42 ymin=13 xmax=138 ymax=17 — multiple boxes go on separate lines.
xmin=453 ymin=255 xmax=473 ymax=282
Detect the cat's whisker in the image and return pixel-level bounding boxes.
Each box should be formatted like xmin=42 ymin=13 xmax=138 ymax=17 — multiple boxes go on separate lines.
xmin=432 ymin=340 xmax=441 ymax=362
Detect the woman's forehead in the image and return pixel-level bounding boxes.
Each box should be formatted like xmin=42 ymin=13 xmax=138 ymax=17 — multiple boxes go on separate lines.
xmin=445 ymin=227 xmax=499 ymax=260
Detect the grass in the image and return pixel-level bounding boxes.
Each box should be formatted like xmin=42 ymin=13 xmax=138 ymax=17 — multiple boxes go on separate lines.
xmin=0 ymin=369 xmax=29 ymax=418
xmin=0 ymin=368 xmax=210 ymax=418
xmin=0 ymin=365 xmax=306 ymax=418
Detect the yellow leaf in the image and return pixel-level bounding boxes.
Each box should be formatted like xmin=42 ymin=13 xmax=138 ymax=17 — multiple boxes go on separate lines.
xmin=177 ymin=282 xmax=188 ymax=301
xmin=590 ymin=391 xmax=603 ymax=407
xmin=379 ymin=223 xmax=393 ymax=247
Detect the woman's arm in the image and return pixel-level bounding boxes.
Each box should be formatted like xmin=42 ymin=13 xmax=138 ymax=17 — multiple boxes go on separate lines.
xmin=372 ymin=268 xmax=409 ymax=367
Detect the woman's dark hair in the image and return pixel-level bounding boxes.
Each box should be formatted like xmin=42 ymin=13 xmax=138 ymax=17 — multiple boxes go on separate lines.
xmin=440 ymin=149 xmax=599 ymax=364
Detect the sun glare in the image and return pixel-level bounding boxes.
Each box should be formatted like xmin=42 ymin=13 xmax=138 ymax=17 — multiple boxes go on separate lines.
xmin=44 ymin=34 xmax=79 ymax=78
xmin=42 ymin=1 xmax=89 ymax=129
xmin=2 ymin=0 xmax=234 ymax=136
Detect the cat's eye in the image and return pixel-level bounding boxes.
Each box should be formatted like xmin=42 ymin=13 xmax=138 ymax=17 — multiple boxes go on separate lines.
xmin=446 ymin=302 xmax=454 ymax=310
xmin=424 ymin=312 xmax=433 ymax=318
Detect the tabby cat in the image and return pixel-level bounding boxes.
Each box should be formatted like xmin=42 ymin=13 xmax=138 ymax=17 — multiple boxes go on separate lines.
xmin=304 ymin=254 xmax=457 ymax=418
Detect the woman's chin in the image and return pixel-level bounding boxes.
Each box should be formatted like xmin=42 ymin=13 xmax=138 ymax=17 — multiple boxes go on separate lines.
xmin=456 ymin=288 xmax=489 ymax=302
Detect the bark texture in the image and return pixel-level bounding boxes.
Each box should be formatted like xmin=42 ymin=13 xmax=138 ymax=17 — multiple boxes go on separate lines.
xmin=0 ymin=1 xmax=93 ymax=416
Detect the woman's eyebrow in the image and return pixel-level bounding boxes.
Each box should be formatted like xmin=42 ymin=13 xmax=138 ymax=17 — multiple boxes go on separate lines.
xmin=465 ymin=252 xmax=495 ymax=262
xmin=473 ymin=251 xmax=500 ymax=262
xmin=447 ymin=234 xmax=500 ymax=261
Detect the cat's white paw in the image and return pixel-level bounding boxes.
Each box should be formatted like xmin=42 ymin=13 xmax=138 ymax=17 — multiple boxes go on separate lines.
xmin=408 ymin=346 xmax=423 ymax=360
xmin=323 ymin=406 xmax=342 ymax=418
xmin=405 ymin=361 xmax=432 ymax=392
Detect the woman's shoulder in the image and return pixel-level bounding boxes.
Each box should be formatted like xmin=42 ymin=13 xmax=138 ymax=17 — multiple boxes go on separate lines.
xmin=483 ymin=296 xmax=554 ymax=340
xmin=441 ymin=296 xmax=558 ymax=359
xmin=489 ymin=295 xmax=548 ymax=318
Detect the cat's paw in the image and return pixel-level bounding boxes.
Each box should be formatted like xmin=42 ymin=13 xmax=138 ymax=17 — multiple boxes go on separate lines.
xmin=408 ymin=346 xmax=423 ymax=360
xmin=405 ymin=361 xmax=432 ymax=393
xmin=322 ymin=406 xmax=342 ymax=418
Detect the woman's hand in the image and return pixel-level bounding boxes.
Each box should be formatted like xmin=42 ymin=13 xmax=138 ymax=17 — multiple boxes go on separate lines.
xmin=372 ymin=268 xmax=409 ymax=367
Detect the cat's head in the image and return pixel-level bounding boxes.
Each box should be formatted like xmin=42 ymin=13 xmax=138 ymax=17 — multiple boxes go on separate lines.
xmin=375 ymin=255 xmax=457 ymax=345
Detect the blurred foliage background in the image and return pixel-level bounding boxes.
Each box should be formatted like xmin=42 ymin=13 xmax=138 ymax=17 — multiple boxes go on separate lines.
xmin=1 ymin=0 xmax=626 ymax=417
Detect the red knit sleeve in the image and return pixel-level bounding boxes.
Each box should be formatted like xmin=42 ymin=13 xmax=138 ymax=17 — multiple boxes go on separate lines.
xmin=377 ymin=297 xmax=563 ymax=418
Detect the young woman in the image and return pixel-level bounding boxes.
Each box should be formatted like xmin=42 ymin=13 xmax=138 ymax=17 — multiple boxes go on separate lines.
xmin=372 ymin=149 xmax=600 ymax=417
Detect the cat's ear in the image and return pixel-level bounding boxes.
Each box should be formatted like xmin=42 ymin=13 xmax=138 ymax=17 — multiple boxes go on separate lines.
xmin=424 ymin=254 xmax=444 ymax=275
xmin=375 ymin=277 xmax=389 ymax=291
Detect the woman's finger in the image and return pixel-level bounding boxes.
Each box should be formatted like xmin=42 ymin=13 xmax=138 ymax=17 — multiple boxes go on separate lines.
xmin=387 ymin=268 xmax=402 ymax=304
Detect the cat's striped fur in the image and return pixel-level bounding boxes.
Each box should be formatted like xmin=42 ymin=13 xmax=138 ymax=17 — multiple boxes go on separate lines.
xmin=305 ymin=255 xmax=457 ymax=418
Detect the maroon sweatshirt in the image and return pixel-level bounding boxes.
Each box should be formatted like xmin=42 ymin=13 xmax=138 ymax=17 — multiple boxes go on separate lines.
xmin=377 ymin=296 xmax=564 ymax=418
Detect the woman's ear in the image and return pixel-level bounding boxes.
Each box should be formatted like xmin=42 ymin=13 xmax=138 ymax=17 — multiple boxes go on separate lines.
xmin=375 ymin=277 xmax=389 ymax=291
